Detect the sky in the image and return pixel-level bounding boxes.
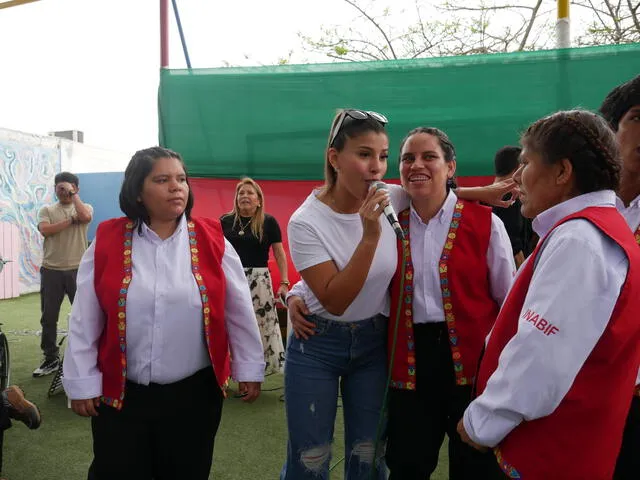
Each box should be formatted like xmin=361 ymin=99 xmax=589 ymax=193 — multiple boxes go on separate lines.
xmin=0 ymin=0 xmax=593 ymax=154
xmin=0 ymin=0 xmax=350 ymax=154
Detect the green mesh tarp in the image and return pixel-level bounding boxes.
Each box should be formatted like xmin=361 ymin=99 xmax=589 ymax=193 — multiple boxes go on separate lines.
xmin=159 ymin=44 xmax=640 ymax=180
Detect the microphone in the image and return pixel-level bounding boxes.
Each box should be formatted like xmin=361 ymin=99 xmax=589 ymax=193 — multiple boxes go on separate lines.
xmin=370 ymin=181 xmax=405 ymax=240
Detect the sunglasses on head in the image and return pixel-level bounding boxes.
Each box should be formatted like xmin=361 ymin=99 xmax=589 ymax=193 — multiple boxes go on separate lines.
xmin=329 ymin=109 xmax=388 ymax=147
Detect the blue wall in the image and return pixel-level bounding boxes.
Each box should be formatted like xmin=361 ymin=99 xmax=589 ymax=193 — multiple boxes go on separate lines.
xmin=77 ymin=172 xmax=123 ymax=241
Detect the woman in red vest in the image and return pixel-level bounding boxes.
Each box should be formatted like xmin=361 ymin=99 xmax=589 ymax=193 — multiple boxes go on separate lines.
xmin=62 ymin=147 xmax=265 ymax=480
xmin=600 ymin=74 xmax=640 ymax=480
xmin=458 ymin=110 xmax=640 ymax=480
xmin=385 ymin=127 xmax=516 ymax=479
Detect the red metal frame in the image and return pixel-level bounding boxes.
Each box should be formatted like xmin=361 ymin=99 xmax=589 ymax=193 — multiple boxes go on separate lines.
xmin=160 ymin=0 xmax=169 ymax=68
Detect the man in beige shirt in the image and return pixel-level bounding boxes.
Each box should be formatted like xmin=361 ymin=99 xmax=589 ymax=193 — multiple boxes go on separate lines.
xmin=35 ymin=172 xmax=93 ymax=377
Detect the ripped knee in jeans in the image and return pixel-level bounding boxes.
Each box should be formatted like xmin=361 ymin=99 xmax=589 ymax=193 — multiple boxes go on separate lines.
xmin=351 ymin=440 xmax=377 ymax=465
xmin=300 ymin=444 xmax=331 ymax=473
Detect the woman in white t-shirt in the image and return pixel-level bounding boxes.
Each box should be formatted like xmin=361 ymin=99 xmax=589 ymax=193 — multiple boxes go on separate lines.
xmin=281 ymin=109 xmax=392 ymax=480
xmin=281 ymin=109 xmax=517 ymax=480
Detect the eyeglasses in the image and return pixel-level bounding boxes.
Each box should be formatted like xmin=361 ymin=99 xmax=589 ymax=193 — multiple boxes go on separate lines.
xmin=329 ymin=109 xmax=388 ymax=147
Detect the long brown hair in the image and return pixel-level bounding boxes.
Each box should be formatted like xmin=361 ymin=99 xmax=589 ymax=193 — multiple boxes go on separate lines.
xmin=224 ymin=177 xmax=266 ymax=241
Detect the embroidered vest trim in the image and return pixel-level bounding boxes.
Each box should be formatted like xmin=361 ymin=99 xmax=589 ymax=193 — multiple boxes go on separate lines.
xmin=389 ymin=201 xmax=468 ymax=389
xmin=100 ymin=220 xmax=214 ymax=408
xmin=495 ymin=447 xmax=522 ymax=479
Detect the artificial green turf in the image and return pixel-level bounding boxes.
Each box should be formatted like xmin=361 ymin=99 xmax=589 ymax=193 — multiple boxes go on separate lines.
xmin=0 ymin=293 xmax=448 ymax=479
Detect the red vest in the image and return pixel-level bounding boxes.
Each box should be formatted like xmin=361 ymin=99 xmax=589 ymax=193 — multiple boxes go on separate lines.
xmin=476 ymin=207 xmax=640 ymax=479
xmin=636 ymin=225 xmax=640 ymax=397
xmin=389 ymin=200 xmax=500 ymax=389
xmin=93 ymin=217 xmax=229 ymax=410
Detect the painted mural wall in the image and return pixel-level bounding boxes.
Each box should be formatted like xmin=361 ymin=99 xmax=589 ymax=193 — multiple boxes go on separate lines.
xmin=0 ymin=129 xmax=60 ymax=294
xmin=0 ymin=127 xmax=129 ymax=296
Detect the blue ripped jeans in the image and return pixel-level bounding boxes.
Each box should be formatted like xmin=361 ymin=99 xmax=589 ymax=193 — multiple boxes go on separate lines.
xmin=280 ymin=314 xmax=388 ymax=480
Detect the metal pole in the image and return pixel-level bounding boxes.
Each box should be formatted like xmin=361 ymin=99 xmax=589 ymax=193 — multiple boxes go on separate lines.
xmin=0 ymin=0 xmax=41 ymax=10
xmin=160 ymin=0 xmax=169 ymax=68
xmin=556 ymin=0 xmax=570 ymax=48
xmin=171 ymin=0 xmax=192 ymax=69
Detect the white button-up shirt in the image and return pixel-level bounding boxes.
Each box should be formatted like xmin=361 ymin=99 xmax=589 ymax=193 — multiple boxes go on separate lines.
xmin=617 ymin=193 xmax=640 ymax=387
xmin=463 ymin=190 xmax=629 ymax=447
xmin=409 ymin=190 xmax=515 ymax=323
xmin=63 ymin=216 xmax=265 ymax=400
xmin=618 ymin=193 xmax=640 ymax=234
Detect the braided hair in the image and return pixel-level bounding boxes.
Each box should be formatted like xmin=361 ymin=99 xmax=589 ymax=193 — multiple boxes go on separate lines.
xmin=521 ymin=110 xmax=620 ymax=194
xmin=399 ymin=127 xmax=458 ymax=190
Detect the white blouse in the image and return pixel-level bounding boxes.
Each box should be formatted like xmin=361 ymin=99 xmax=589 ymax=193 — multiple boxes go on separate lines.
xmin=63 ymin=216 xmax=265 ymax=400
xmin=463 ymin=191 xmax=629 ymax=447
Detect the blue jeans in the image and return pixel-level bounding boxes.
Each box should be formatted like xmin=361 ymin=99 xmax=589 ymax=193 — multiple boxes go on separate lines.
xmin=281 ymin=314 xmax=388 ymax=480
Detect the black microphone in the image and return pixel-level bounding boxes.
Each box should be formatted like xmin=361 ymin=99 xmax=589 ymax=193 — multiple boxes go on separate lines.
xmin=370 ymin=181 xmax=405 ymax=240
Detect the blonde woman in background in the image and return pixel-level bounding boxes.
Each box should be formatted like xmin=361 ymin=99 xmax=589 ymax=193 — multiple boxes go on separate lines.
xmin=221 ymin=178 xmax=288 ymax=375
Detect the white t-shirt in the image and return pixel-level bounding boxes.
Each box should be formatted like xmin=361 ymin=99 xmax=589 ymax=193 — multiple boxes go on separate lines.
xmin=287 ymin=189 xmax=399 ymax=321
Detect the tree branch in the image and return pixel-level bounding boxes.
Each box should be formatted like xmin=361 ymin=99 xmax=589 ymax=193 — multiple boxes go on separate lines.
xmin=339 ymin=37 xmax=394 ymax=59
xmin=299 ymin=0 xmax=639 ymax=63
xmin=628 ymin=0 xmax=640 ymax=33
xmin=600 ymin=0 xmax=623 ymax=40
xmin=441 ymin=4 xmax=534 ymax=12
xmin=519 ymin=0 xmax=543 ymax=50
xmin=342 ymin=0 xmax=397 ymax=59
xmin=581 ymin=0 xmax=618 ymax=42
xmin=572 ymin=1 xmax=616 ymax=17
xmin=324 ymin=53 xmax=367 ymax=62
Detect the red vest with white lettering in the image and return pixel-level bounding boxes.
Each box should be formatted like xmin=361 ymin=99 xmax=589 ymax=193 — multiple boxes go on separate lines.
xmin=93 ymin=216 xmax=229 ymax=410
xmin=476 ymin=207 xmax=640 ymax=479
xmin=389 ymin=200 xmax=500 ymax=389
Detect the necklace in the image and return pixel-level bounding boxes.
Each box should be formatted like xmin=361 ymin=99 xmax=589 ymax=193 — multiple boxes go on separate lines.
xmin=237 ymin=215 xmax=252 ymax=236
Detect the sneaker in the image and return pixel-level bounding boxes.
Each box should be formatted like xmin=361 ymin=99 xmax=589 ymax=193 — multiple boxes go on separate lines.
xmin=2 ymin=386 xmax=41 ymax=430
xmin=32 ymin=357 xmax=60 ymax=377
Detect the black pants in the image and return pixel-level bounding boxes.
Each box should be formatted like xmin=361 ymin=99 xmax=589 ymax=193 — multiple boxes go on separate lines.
xmin=614 ymin=395 xmax=640 ymax=479
xmin=0 ymin=397 xmax=11 ymax=474
xmin=87 ymin=367 xmax=224 ymax=480
xmin=40 ymin=267 xmax=77 ymax=360
xmin=386 ymin=323 xmax=499 ymax=480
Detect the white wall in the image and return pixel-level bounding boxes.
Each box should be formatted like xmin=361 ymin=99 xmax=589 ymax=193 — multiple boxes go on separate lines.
xmin=60 ymin=138 xmax=129 ymax=173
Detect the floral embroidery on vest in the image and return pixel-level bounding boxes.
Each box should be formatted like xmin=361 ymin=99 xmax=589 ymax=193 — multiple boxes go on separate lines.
xmin=443 ymin=201 xmax=467 ymax=385
xmin=100 ymin=220 xmax=212 ymax=408
xmin=390 ymin=202 xmax=467 ymax=388
xmin=390 ymin=209 xmax=416 ymax=390
xmin=188 ymin=221 xmax=214 ymax=360
xmin=494 ymin=447 xmax=522 ymax=479
xmin=100 ymin=221 xmax=134 ymax=408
